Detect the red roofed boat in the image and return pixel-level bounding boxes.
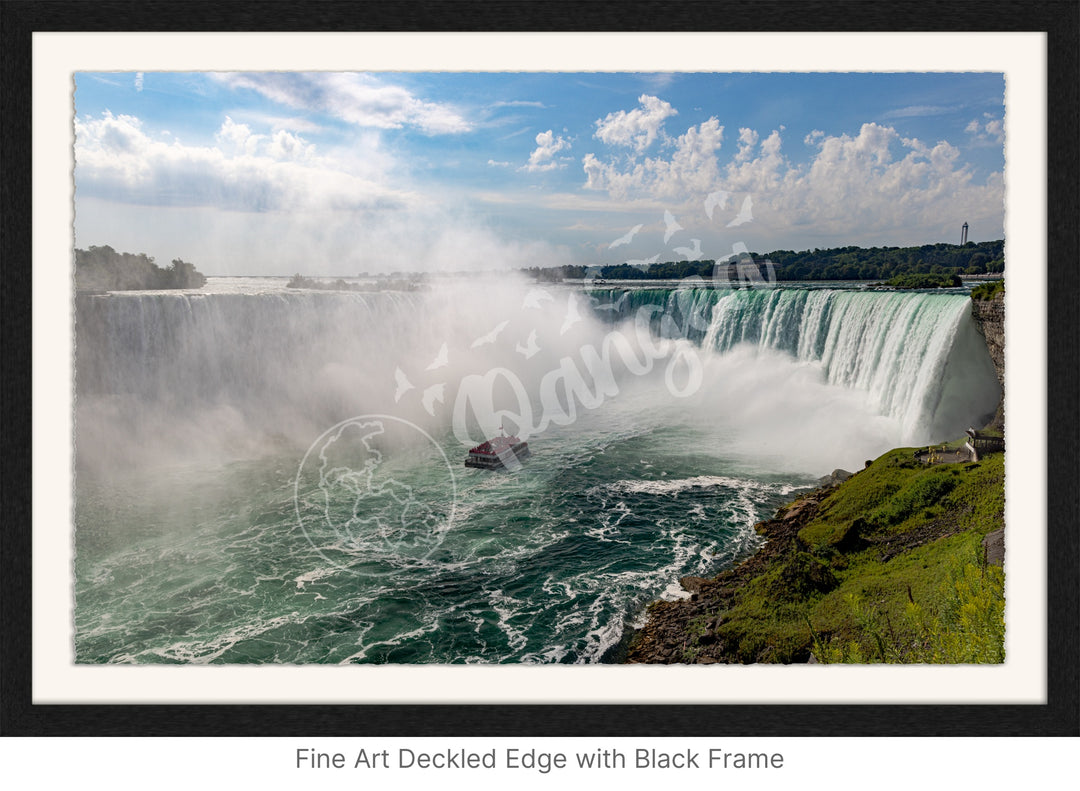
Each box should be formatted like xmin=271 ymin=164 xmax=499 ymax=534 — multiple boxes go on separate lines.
xmin=465 ymin=430 xmax=531 ymax=470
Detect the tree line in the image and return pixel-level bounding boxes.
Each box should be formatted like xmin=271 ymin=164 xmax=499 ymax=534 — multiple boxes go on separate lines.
xmin=75 ymin=245 xmax=207 ymax=291
xmin=521 ymin=240 xmax=1004 ymax=282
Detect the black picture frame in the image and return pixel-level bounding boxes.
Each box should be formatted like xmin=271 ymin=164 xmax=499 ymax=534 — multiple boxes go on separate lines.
xmin=2 ymin=0 xmax=1077 ymax=737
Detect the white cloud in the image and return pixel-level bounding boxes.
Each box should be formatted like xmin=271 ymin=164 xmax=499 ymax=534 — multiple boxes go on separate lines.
xmin=268 ymin=129 xmax=315 ymax=161
xmin=215 ymin=116 xmax=264 ymax=156
xmin=134 ymin=73 xmax=144 ymax=92
xmin=581 ymin=119 xmax=1004 ymax=243
xmin=491 ymin=100 xmax=548 ymax=109
xmin=211 ymin=72 xmax=471 ymax=135
xmin=232 ymin=113 xmax=325 ymax=135
xmin=593 ymin=94 xmax=677 ymax=153
xmin=583 ymin=118 xmax=723 ymax=201
xmin=487 ymin=159 xmax=511 ymax=167
xmin=75 ymin=111 xmax=411 ymax=213
xmin=734 ymin=128 xmax=759 ymax=162
xmin=521 ymin=130 xmax=570 ymax=172
xmin=882 ymin=104 xmax=954 ymax=119
xmin=965 ymin=116 xmax=1005 ymax=144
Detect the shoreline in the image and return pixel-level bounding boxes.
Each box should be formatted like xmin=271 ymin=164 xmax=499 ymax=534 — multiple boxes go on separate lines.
xmin=617 ymin=474 xmax=840 ymax=664
xmin=619 ymin=291 xmax=1006 ymax=665
xmin=620 ymin=444 xmax=1006 ymax=664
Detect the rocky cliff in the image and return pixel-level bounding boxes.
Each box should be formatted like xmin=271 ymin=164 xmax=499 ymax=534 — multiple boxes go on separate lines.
xmin=971 ymin=290 xmax=1004 ymax=429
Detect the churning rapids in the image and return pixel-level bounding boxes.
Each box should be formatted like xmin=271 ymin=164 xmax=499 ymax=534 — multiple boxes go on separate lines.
xmin=73 ymin=278 xmax=1000 ymax=663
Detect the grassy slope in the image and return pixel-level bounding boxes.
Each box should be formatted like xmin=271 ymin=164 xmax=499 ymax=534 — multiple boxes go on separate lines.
xmin=689 ymin=448 xmax=1005 ymax=663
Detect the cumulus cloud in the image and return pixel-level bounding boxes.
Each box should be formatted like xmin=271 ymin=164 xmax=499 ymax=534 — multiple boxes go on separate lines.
xmin=215 ymin=116 xmax=264 ymax=156
xmin=521 ymin=129 xmax=570 ymax=172
xmin=75 ymin=110 xmax=411 ymax=213
xmin=583 ymin=117 xmax=723 ymax=200
xmin=581 ymin=117 xmax=1003 ymax=243
xmin=268 ymin=129 xmax=315 ymax=161
xmin=211 ymin=72 xmax=471 ymax=135
xmin=73 ymin=109 xmax=573 ymax=275
xmin=593 ymin=94 xmax=677 ymax=153
xmin=754 ymin=123 xmax=1001 ymax=238
xmin=966 ymin=115 xmax=1005 ymax=144
xmin=734 ymin=128 xmax=759 ymax=162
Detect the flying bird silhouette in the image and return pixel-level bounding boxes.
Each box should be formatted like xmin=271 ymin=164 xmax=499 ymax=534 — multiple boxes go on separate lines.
xmin=673 ymin=238 xmax=703 ymax=261
xmin=608 ymin=224 xmax=643 ymax=249
xmin=393 ymin=368 xmax=415 ymax=402
xmin=560 ymin=294 xmax=583 ymax=335
xmin=663 ymin=210 xmax=684 ymax=243
xmin=421 ymin=383 xmax=446 ymax=416
xmin=704 ymin=190 xmax=730 ymax=220
xmin=425 ymin=342 xmax=449 ymax=371
xmin=715 ymin=241 xmax=750 ymax=263
xmin=471 ymin=320 xmax=509 ymax=348
xmin=727 ymin=196 xmax=754 ymax=227
xmin=515 ymin=329 xmax=541 ymax=359
xmin=522 ymin=288 xmax=554 ymax=310
xmin=626 ymin=253 xmax=660 ymax=270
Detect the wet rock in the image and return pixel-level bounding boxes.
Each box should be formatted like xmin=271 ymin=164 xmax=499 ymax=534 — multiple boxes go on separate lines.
xmin=818 ymin=468 xmax=853 ymax=487
xmin=680 ymin=576 xmax=709 ymax=594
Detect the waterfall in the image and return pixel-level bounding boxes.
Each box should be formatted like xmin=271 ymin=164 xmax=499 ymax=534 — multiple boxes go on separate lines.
xmin=589 ymin=286 xmax=1001 ymax=444
xmin=75 ymin=283 xmax=1001 ymax=471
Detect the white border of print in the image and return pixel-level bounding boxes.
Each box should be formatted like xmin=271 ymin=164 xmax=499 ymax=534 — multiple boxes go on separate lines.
xmin=33 ymin=31 xmax=1046 ymax=704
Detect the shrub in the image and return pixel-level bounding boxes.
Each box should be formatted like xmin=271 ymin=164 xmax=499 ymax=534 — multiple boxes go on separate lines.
xmin=970 ymin=279 xmax=1004 ymax=300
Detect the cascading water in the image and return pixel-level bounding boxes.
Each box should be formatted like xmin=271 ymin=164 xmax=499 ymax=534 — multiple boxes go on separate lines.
xmin=73 ymin=279 xmax=1001 ymax=664
xmin=588 ymin=286 xmax=1000 ymax=445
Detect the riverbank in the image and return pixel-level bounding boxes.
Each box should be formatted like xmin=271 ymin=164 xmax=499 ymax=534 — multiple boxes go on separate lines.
xmin=624 ymin=446 xmax=1006 ymax=664
xmin=622 ymin=288 xmax=1007 ymax=664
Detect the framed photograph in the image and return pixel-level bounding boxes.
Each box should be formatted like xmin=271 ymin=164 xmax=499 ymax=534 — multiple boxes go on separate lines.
xmin=2 ymin=1 xmax=1077 ymax=739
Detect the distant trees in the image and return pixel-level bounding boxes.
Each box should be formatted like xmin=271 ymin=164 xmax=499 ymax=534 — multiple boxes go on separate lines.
xmin=286 ymin=273 xmax=424 ymax=292
xmin=882 ymin=272 xmax=962 ymax=289
xmin=75 ymin=246 xmax=207 ymax=290
xmin=166 ymin=258 xmax=207 ymax=289
xmin=521 ymin=240 xmax=1005 ymax=283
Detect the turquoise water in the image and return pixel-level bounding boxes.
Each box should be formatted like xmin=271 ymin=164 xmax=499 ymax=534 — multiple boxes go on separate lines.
xmin=73 ymin=280 xmax=999 ymax=663
xmin=75 ymin=406 xmax=802 ymax=663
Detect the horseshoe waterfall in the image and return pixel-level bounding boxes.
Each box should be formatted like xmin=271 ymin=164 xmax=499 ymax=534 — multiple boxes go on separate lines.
xmin=74 ymin=280 xmax=1000 ymax=664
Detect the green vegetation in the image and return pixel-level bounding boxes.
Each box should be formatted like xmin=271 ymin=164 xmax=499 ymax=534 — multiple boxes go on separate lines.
xmin=75 ymin=245 xmax=207 ymax=291
xmin=688 ymin=448 xmax=1005 ymax=663
xmin=970 ymin=279 xmax=1005 ymax=300
xmin=882 ymin=272 xmax=961 ymax=289
xmin=522 ymin=240 xmax=1004 ymax=283
xmin=811 ymin=550 xmax=1005 ymax=663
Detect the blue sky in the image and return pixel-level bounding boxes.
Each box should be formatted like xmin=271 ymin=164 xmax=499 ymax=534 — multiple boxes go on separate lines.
xmin=74 ymin=71 xmax=1005 ymax=275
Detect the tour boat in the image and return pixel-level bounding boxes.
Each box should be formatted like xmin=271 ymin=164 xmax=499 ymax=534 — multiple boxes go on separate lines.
xmin=464 ymin=432 xmax=531 ymax=470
